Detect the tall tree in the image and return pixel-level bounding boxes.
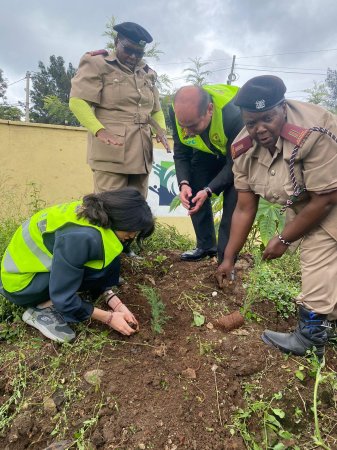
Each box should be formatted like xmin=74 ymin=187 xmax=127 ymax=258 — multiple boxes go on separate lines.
xmin=0 ymin=68 xmax=8 ymax=101
xmin=305 ymin=81 xmax=329 ymax=105
xmin=306 ymin=68 xmax=337 ymax=114
xmin=325 ymin=68 xmax=337 ymax=112
xmin=0 ymin=68 xmax=23 ymax=121
xmin=30 ymin=56 xmax=78 ymax=125
xmin=183 ymin=57 xmax=211 ymax=86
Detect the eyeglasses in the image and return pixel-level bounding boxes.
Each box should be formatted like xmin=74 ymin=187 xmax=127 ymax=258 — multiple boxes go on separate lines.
xmin=118 ymin=41 xmax=144 ymax=59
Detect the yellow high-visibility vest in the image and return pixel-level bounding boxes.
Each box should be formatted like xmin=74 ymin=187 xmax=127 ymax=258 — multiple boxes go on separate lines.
xmin=1 ymin=201 xmax=123 ymax=293
xmin=175 ymin=84 xmax=239 ymax=155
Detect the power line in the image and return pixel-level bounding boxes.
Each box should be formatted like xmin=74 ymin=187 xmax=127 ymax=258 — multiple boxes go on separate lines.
xmin=236 ymin=48 xmax=337 ymax=59
xmin=235 ymin=66 xmax=327 ymax=76
xmin=7 ymin=77 xmax=26 ymax=86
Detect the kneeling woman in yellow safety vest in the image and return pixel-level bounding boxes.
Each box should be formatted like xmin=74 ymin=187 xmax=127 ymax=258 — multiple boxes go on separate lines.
xmin=0 ymin=188 xmax=154 ymax=342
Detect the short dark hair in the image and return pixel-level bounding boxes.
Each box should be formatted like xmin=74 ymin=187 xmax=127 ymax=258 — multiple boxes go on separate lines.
xmin=77 ymin=188 xmax=155 ymax=246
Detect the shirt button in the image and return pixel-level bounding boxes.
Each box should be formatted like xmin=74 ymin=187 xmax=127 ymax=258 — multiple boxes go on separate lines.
xmin=138 ymin=103 xmax=142 ymax=107
xmin=270 ymin=170 xmax=276 ymax=176
xmin=273 ymin=193 xmax=279 ymax=199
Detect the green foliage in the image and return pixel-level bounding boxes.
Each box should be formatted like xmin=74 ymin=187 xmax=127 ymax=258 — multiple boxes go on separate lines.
xmin=0 ymin=354 xmax=27 ymax=432
xmin=0 ymin=68 xmax=23 ymax=120
xmin=171 ymin=194 xmax=284 ymax=251
xmin=306 ymin=68 xmax=337 ymax=114
xmin=146 ymin=222 xmax=193 ymax=252
xmin=30 ymin=55 xmax=78 ymax=125
xmin=244 ymin=252 xmax=300 ymax=319
xmin=0 ymin=104 xmax=22 ymax=121
xmin=192 ymin=311 xmax=205 ymax=327
xmin=230 ymin=390 xmax=298 ymax=450
xmin=0 ymin=68 xmax=7 ymax=100
xmin=43 ymin=95 xmax=78 ymax=126
xmin=138 ymin=284 xmax=170 ymax=334
xmin=183 ymin=57 xmax=211 ymax=86
xmin=254 ymin=199 xmax=285 ymax=247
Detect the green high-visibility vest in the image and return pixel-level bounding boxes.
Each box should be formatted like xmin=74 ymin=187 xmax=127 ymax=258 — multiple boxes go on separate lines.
xmin=175 ymin=84 xmax=239 ymax=155
xmin=1 ymin=201 xmax=123 ymax=293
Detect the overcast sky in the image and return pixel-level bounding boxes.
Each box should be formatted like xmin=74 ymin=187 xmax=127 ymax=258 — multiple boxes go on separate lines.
xmin=1 ymin=0 xmax=337 ymax=108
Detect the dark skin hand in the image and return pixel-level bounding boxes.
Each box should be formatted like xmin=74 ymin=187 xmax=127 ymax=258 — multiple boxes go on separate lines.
xmin=263 ymin=189 xmax=337 ymax=260
xmin=215 ymin=189 xmax=337 ymax=287
xmin=216 ymin=191 xmax=259 ymax=288
xmin=216 ymin=103 xmax=337 ymax=286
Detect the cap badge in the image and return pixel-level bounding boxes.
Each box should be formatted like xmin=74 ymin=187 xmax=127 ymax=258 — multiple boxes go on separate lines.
xmin=255 ymin=99 xmax=266 ymax=110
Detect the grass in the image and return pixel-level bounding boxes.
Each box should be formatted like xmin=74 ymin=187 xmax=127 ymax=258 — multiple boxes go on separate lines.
xmin=242 ymin=250 xmax=301 ymax=320
xmin=1 ymin=189 xmax=337 ymax=449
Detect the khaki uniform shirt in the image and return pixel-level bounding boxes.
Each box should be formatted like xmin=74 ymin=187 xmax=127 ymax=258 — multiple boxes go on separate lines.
xmin=70 ymin=52 xmax=161 ymax=174
xmin=232 ymin=100 xmax=337 ymax=241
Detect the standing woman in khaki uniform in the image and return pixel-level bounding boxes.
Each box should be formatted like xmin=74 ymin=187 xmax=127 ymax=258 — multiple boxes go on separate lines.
xmin=69 ymin=22 xmax=167 ymax=198
xmin=216 ymin=75 xmax=337 ymax=359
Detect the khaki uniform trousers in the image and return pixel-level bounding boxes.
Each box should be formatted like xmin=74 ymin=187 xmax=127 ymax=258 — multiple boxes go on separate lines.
xmin=93 ymin=170 xmax=149 ymax=198
xmin=297 ymin=225 xmax=337 ymax=319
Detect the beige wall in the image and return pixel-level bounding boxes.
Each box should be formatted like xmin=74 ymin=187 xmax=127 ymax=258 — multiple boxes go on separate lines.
xmin=0 ymin=120 xmax=194 ymax=238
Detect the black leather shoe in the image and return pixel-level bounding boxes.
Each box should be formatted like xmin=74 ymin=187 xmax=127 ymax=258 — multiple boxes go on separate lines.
xmin=180 ymin=248 xmax=217 ymax=261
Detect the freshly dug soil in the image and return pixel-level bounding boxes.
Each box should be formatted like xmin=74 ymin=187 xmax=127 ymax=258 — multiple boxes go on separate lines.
xmin=1 ymin=250 xmax=337 ymax=449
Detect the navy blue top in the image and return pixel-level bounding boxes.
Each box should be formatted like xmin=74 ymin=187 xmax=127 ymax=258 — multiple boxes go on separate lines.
xmin=1 ymin=224 xmax=120 ymax=323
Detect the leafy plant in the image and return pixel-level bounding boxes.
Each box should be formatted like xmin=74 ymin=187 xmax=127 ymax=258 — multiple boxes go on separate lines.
xmin=192 ymin=311 xmax=205 ymax=327
xmin=255 ymin=198 xmax=285 ymax=247
xmin=230 ymin=391 xmax=299 ymax=450
xmin=243 ymin=252 xmax=300 ymax=320
xmin=138 ymin=284 xmax=170 ymax=334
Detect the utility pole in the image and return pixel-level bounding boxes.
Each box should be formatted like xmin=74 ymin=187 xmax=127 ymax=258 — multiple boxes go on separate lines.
xmin=25 ymin=71 xmax=30 ymax=122
xmin=227 ymin=55 xmax=236 ymax=85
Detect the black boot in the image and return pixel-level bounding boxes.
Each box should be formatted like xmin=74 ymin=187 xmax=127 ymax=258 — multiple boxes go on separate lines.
xmin=261 ymin=306 xmax=330 ymax=358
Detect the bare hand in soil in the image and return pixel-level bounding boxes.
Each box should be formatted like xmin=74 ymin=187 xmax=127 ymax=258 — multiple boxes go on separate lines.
xmin=114 ymin=302 xmax=139 ymax=330
xmin=108 ymin=311 xmax=139 ymax=335
xmin=215 ymin=260 xmax=235 ymax=288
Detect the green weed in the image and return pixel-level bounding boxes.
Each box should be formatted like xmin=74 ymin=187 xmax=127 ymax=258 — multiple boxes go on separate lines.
xmin=0 ymin=353 xmax=27 ymax=433
xmin=243 ymin=252 xmax=300 ymax=320
xmin=230 ymin=390 xmax=299 ymax=450
xmin=146 ymin=222 xmax=193 ymax=251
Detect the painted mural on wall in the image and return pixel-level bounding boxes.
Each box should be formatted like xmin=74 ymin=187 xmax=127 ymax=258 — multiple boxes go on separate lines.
xmin=147 ymin=148 xmax=186 ymax=217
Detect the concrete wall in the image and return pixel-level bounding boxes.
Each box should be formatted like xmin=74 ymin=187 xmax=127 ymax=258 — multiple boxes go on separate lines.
xmin=0 ymin=120 xmax=194 ymax=238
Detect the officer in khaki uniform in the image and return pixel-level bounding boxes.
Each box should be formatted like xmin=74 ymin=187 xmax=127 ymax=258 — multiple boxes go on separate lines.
xmin=216 ymin=75 xmax=337 ymax=359
xmin=69 ymin=22 xmax=167 ymax=198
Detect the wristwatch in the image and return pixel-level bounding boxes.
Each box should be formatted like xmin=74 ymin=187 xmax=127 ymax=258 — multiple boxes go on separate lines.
xmin=203 ymin=187 xmax=213 ymax=197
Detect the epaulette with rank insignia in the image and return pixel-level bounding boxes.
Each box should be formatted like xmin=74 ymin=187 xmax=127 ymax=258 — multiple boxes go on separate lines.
xmin=87 ymin=49 xmax=109 ymax=57
xmin=280 ymin=123 xmax=311 ymax=147
xmin=231 ymin=135 xmax=253 ymax=159
xmin=143 ymin=64 xmax=157 ymax=77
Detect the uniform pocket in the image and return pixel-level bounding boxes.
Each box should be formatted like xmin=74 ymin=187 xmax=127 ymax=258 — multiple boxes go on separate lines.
xmin=93 ymin=124 xmax=126 ymax=163
xmin=101 ymin=73 xmax=128 ymax=103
